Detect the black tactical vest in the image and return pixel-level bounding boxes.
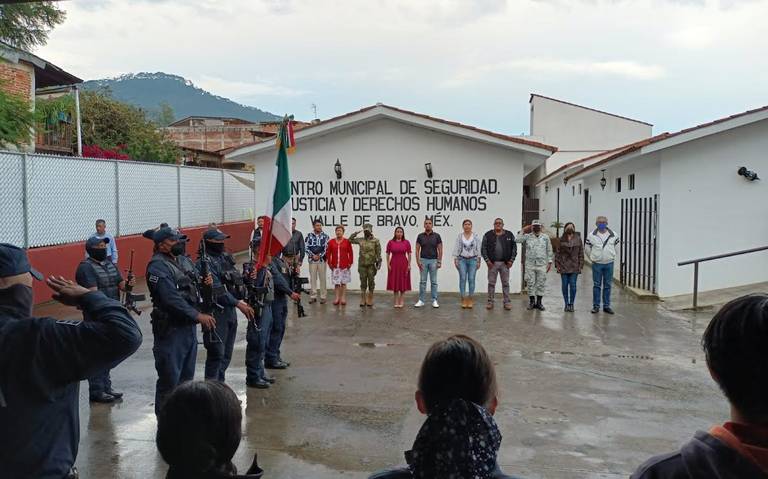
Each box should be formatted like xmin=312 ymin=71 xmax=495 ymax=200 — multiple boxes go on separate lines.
xmin=81 ymin=259 xmax=120 ymax=300
xmin=147 ymin=253 xmax=199 ymax=308
xmin=219 ymin=253 xmax=245 ymax=300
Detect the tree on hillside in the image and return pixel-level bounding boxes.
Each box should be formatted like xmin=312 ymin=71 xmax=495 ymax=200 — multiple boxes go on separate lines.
xmin=0 ymin=84 xmax=33 ymax=148
xmin=0 ymin=2 xmax=66 ymax=50
xmin=150 ymin=101 xmax=175 ymax=127
xmin=79 ymin=90 xmax=179 ymax=163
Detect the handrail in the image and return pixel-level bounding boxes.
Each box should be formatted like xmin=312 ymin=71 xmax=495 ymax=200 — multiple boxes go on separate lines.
xmin=677 ymin=245 xmax=768 ymax=309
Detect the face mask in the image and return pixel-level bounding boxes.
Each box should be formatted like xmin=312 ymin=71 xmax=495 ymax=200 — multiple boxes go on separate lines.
xmin=0 ymin=284 xmax=34 ymax=317
xmin=565 ymin=227 xmax=574 ymax=233
xmin=87 ymin=247 xmax=108 ymax=262
xmin=205 ymin=241 xmax=225 ymax=254
xmin=597 ymin=223 xmax=607 ymax=231
xmin=171 ymin=242 xmax=186 ymax=257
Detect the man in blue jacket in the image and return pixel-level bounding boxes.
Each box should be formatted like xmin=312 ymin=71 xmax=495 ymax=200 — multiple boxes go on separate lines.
xmin=0 ymin=243 xmax=142 ymax=479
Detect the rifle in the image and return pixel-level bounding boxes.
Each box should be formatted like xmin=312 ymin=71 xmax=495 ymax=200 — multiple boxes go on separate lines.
xmin=198 ymin=240 xmax=223 ymax=342
xmin=287 ymin=268 xmax=310 ymax=318
xmin=122 ymin=250 xmax=146 ymax=315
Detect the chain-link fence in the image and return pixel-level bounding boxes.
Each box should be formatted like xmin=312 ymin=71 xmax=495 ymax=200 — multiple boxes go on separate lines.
xmin=0 ymin=151 xmax=256 ymax=248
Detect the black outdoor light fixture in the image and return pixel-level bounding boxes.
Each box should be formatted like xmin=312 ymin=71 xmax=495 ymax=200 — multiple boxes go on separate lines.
xmin=544 ymin=183 xmax=549 ymax=193
xmin=600 ymin=169 xmax=607 ymax=190
xmin=334 ymin=159 xmax=342 ymax=179
xmin=738 ymin=166 xmax=760 ymax=181
xmin=425 ymin=162 xmax=433 ymax=178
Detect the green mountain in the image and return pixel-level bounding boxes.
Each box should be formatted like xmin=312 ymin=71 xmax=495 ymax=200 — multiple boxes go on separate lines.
xmin=81 ymin=72 xmax=281 ymax=124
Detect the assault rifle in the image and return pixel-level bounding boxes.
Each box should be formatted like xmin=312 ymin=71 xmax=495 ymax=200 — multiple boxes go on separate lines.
xmin=198 ymin=240 xmax=223 ymax=342
xmin=122 ymin=250 xmax=145 ymax=315
xmin=287 ymin=268 xmax=310 ymax=318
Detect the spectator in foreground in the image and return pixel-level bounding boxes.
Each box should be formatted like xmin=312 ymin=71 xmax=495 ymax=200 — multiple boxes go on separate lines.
xmin=632 ymin=293 xmax=768 ymax=478
xmin=369 ymin=335 xmax=520 ymax=479
xmin=157 ymin=380 xmax=264 ymax=478
xmin=0 ymin=243 xmax=142 ymax=478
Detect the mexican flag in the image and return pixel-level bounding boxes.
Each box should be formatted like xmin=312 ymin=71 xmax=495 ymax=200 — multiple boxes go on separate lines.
xmin=257 ymin=117 xmax=295 ymax=266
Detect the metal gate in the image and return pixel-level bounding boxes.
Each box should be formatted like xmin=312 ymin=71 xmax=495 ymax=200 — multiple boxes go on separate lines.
xmin=620 ymin=195 xmax=658 ymax=293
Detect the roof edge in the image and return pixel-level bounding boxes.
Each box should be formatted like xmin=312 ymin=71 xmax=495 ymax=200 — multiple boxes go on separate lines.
xmin=530 ymin=93 xmax=653 ymax=127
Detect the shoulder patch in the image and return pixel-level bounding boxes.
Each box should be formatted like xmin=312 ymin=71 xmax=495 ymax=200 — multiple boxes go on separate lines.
xmin=148 ymin=274 xmax=160 ymax=284
xmin=55 ymin=319 xmax=81 ymax=326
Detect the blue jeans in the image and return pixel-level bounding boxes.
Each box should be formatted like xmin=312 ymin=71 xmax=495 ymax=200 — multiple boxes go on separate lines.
xmin=266 ymin=295 xmax=288 ymax=365
xmin=560 ymin=273 xmax=578 ymax=305
xmin=246 ymin=302 xmax=273 ymax=383
xmin=153 ymin=324 xmax=197 ymax=415
xmin=419 ymin=258 xmax=439 ymax=302
xmin=457 ymin=257 xmax=478 ymax=297
xmin=592 ymin=262 xmax=614 ymax=308
xmin=203 ymin=306 xmax=238 ymax=382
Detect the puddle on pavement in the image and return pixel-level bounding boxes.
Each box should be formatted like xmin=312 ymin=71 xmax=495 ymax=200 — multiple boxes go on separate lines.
xmin=354 ymin=342 xmax=396 ymax=348
xmin=528 ymin=351 xmax=654 ymax=360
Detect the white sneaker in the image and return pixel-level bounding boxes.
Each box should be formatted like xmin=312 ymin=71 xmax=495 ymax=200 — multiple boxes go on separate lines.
xmin=432 ymin=300 xmax=440 ymax=308
xmin=414 ymin=300 xmax=425 ymax=308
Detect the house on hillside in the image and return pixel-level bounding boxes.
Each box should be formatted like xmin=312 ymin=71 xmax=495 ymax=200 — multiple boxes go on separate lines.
xmin=162 ymin=116 xmax=311 ymax=164
xmin=0 ymin=40 xmax=82 ymax=155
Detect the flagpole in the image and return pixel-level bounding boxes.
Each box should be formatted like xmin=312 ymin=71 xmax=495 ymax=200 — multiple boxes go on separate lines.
xmin=257 ymin=115 xmax=291 ymax=270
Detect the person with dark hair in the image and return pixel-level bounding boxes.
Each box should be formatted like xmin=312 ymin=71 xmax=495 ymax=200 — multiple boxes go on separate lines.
xmin=305 ymin=219 xmax=330 ymax=304
xmin=369 ymin=335 xmax=519 ymax=479
xmin=75 ymin=236 xmax=135 ymax=403
xmin=327 ymin=225 xmax=353 ymax=306
xmin=452 ymin=219 xmax=481 ymax=309
xmin=414 ymin=218 xmax=443 ymax=309
xmin=554 ymin=222 xmax=583 ymax=312
xmin=632 ymin=294 xmax=768 ymax=478
xmin=386 ymin=226 xmax=412 ymax=308
xmin=157 ymin=380 xmax=264 ymax=478
xmin=91 ymin=219 xmax=118 ymax=264
xmin=0 ymin=243 xmax=142 ymax=478
xmin=481 ymin=218 xmax=517 ymax=310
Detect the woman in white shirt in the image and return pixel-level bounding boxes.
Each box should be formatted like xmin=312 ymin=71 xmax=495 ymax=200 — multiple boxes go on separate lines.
xmin=453 ymin=219 xmax=482 ymax=309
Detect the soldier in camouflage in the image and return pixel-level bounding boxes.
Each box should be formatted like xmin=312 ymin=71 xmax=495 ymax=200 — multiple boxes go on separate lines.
xmin=516 ymin=219 xmax=553 ymax=311
xmin=349 ymin=223 xmax=382 ymax=307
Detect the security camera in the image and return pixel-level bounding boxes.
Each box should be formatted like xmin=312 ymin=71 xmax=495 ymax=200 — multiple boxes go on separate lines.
xmin=738 ymin=167 xmax=760 ymax=181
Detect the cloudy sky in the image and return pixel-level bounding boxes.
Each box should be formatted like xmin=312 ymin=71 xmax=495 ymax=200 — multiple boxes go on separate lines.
xmin=38 ymin=0 xmax=768 ymax=135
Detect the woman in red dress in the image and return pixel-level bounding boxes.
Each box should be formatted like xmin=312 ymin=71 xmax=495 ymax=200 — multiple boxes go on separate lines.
xmin=386 ymin=226 xmax=412 ymax=308
xmin=326 ymin=225 xmax=354 ymax=306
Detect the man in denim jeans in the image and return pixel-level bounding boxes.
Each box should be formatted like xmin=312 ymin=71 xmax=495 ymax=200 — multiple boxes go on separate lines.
xmin=415 ymin=218 xmax=443 ymax=308
xmin=585 ymin=216 xmax=620 ymax=314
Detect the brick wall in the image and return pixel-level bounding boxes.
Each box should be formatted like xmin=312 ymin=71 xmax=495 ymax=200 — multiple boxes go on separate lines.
xmin=0 ymin=59 xmax=32 ymax=103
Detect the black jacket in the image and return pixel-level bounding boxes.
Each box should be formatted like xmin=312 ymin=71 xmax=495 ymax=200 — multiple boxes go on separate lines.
xmin=481 ymin=230 xmax=517 ymax=263
xmin=631 ymin=431 xmax=768 ymax=479
xmin=0 ymin=292 xmax=142 ymax=479
xmin=369 ymin=464 xmax=518 ymax=479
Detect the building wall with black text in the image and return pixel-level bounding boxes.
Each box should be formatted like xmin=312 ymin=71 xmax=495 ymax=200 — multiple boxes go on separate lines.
xmin=251 ymin=118 xmax=528 ymax=293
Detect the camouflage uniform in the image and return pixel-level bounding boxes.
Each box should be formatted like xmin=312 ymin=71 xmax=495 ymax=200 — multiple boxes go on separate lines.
xmin=516 ymin=231 xmax=553 ymax=297
xmin=349 ymin=224 xmax=382 ymax=306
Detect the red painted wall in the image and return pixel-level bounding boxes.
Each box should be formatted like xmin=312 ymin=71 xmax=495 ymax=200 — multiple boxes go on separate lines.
xmin=28 ymin=220 xmax=254 ymax=304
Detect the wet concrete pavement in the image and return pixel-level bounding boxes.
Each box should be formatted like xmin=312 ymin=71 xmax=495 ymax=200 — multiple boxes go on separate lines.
xmin=35 ymin=266 xmax=726 ymax=478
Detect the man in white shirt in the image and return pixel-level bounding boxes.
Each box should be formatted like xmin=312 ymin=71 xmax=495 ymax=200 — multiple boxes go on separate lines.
xmin=585 ymin=216 xmax=620 ymax=314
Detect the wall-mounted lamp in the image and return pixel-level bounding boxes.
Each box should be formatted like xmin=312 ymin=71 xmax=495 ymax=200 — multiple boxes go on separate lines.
xmin=738 ymin=166 xmax=760 ymax=181
xmin=544 ymin=183 xmax=549 ymax=193
xmin=563 ymin=176 xmax=568 ymax=185
xmin=334 ymin=159 xmax=342 ymax=179
xmin=600 ymin=169 xmax=607 ymax=191
xmin=425 ymin=162 xmax=433 ymax=179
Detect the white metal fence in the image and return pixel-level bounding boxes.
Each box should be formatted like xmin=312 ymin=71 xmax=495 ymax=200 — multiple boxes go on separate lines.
xmin=0 ymin=151 xmax=256 ymax=248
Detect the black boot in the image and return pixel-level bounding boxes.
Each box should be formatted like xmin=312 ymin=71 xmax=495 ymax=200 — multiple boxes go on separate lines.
xmin=535 ymin=296 xmax=545 ymax=311
xmin=527 ymin=296 xmax=536 ymax=310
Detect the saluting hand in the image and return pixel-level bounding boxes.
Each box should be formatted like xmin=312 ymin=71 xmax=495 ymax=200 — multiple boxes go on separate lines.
xmin=46 ymin=276 xmax=91 ymax=307
xmin=197 ymin=313 xmax=216 ymax=331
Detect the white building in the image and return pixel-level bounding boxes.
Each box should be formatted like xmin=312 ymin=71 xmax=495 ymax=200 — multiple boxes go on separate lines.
xmin=225 ymin=104 xmax=556 ymax=293
xmin=535 ymin=105 xmax=768 ymax=298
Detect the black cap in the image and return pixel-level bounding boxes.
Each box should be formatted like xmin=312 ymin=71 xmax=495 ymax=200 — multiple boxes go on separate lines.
xmin=0 ymin=243 xmax=43 ymax=280
xmin=203 ymin=229 xmax=230 ymax=241
xmin=153 ymin=227 xmax=182 ymax=244
xmin=86 ymin=236 xmax=109 ymax=248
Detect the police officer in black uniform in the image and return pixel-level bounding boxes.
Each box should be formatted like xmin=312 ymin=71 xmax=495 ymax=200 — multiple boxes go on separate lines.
xmin=0 ymin=243 xmax=142 ymax=478
xmin=146 ymin=227 xmax=215 ymax=415
xmin=197 ymin=229 xmax=254 ymax=382
xmin=265 ymin=254 xmax=298 ymax=370
xmin=75 ymin=236 xmax=135 ymax=403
